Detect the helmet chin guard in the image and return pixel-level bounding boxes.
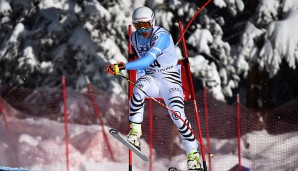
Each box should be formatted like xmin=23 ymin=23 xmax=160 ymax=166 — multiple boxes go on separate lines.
xmin=132 ymin=6 xmax=155 ymax=29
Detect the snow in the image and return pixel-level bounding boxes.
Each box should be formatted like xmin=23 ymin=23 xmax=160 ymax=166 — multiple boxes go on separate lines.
xmin=236 ymin=0 xmax=298 ymax=82
xmin=1 ymin=113 xmax=298 ymax=171
xmin=256 ymin=0 xmax=279 ymax=26
xmin=282 ymin=0 xmax=298 ymax=12
xmin=0 ymin=0 xmax=11 ymax=16
xmin=187 ymin=28 xmax=213 ymax=55
xmin=68 ymin=27 xmax=97 ymax=55
xmin=213 ymin=0 xmax=244 ymax=16
xmin=260 ymin=9 xmax=298 ymax=76
xmin=7 ymin=23 xmax=25 ymax=43
xmin=213 ymin=0 xmax=227 ymax=8
xmin=83 ymin=2 xmax=111 ymax=19
xmin=18 ymin=46 xmax=39 ymax=72
xmin=237 ymin=22 xmax=266 ymax=77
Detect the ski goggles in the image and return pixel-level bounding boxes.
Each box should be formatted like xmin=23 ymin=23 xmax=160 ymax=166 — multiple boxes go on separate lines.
xmin=133 ymin=21 xmax=152 ymax=32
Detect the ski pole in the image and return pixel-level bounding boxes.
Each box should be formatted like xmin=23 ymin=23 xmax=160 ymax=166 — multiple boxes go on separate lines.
xmin=117 ymin=73 xmax=214 ymax=157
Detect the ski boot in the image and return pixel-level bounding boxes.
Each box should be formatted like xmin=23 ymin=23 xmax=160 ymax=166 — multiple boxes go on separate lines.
xmin=127 ymin=122 xmax=142 ymax=150
xmin=187 ymin=151 xmax=203 ymax=170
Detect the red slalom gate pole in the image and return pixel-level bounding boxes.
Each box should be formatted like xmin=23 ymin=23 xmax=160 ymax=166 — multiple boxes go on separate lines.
xmin=236 ymin=94 xmax=242 ymax=171
xmin=62 ymin=76 xmax=70 ymax=171
xmin=85 ymin=76 xmax=115 ymax=161
xmin=203 ymin=85 xmax=212 ymax=171
xmin=127 ymin=24 xmax=135 ymax=171
xmin=0 ymin=99 xmax=18 ymax=163
xmin=178 ymin=21 xmax=208 ymax=171
xmin=149 ymin=99 xmax=153 ymax=171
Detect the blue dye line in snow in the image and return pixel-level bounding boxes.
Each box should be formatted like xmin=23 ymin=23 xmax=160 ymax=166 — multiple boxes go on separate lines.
xmin=0 ymin=166 xmax=31 ymax=171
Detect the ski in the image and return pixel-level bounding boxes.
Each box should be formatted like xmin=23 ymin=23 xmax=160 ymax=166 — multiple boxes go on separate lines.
xmin=109 ymin=128 xmax=149 ymax=162
xmin=168 ymin=167 xmax=204 ymax=171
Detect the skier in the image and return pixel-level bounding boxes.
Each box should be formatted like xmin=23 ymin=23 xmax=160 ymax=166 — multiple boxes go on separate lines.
xmin=106 ymin=6 xmax=202 ymax=170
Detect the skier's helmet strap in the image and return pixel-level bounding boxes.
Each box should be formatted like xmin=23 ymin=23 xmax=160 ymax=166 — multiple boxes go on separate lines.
xmin=132 ymin=6 xmax=155 ymax=29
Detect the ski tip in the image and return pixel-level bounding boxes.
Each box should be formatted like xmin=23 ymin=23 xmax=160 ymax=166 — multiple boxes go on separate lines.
xmin=109 ymin=128 xmax=118 ymax=134
xmin=144 ymin=157 xmax=150 ymax=162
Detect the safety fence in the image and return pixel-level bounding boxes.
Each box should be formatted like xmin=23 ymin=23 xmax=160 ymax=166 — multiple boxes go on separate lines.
xmin=1 ymin=82 xmax=298 ymax=171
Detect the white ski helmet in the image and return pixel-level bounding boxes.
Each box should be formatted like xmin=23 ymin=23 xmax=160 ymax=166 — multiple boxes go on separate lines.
xmin=132 ymin=6 xmax=155 ymax=28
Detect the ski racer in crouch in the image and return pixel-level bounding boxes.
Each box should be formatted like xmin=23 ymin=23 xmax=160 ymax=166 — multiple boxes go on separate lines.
xmin=106 ymin=6 xmax=202 ymax=170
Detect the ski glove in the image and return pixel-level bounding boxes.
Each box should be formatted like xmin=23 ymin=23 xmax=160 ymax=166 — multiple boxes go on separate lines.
xmin=106 ymin=62 xmax=125 ymax=75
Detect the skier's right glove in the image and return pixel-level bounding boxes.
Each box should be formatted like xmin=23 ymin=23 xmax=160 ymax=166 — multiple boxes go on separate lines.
xmin=106 ymin=62 xmax=126 ymax=75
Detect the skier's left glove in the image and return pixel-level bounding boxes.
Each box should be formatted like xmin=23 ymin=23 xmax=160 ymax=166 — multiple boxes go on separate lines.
xmin=106 ymin=62 xmax=126 ymax=75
